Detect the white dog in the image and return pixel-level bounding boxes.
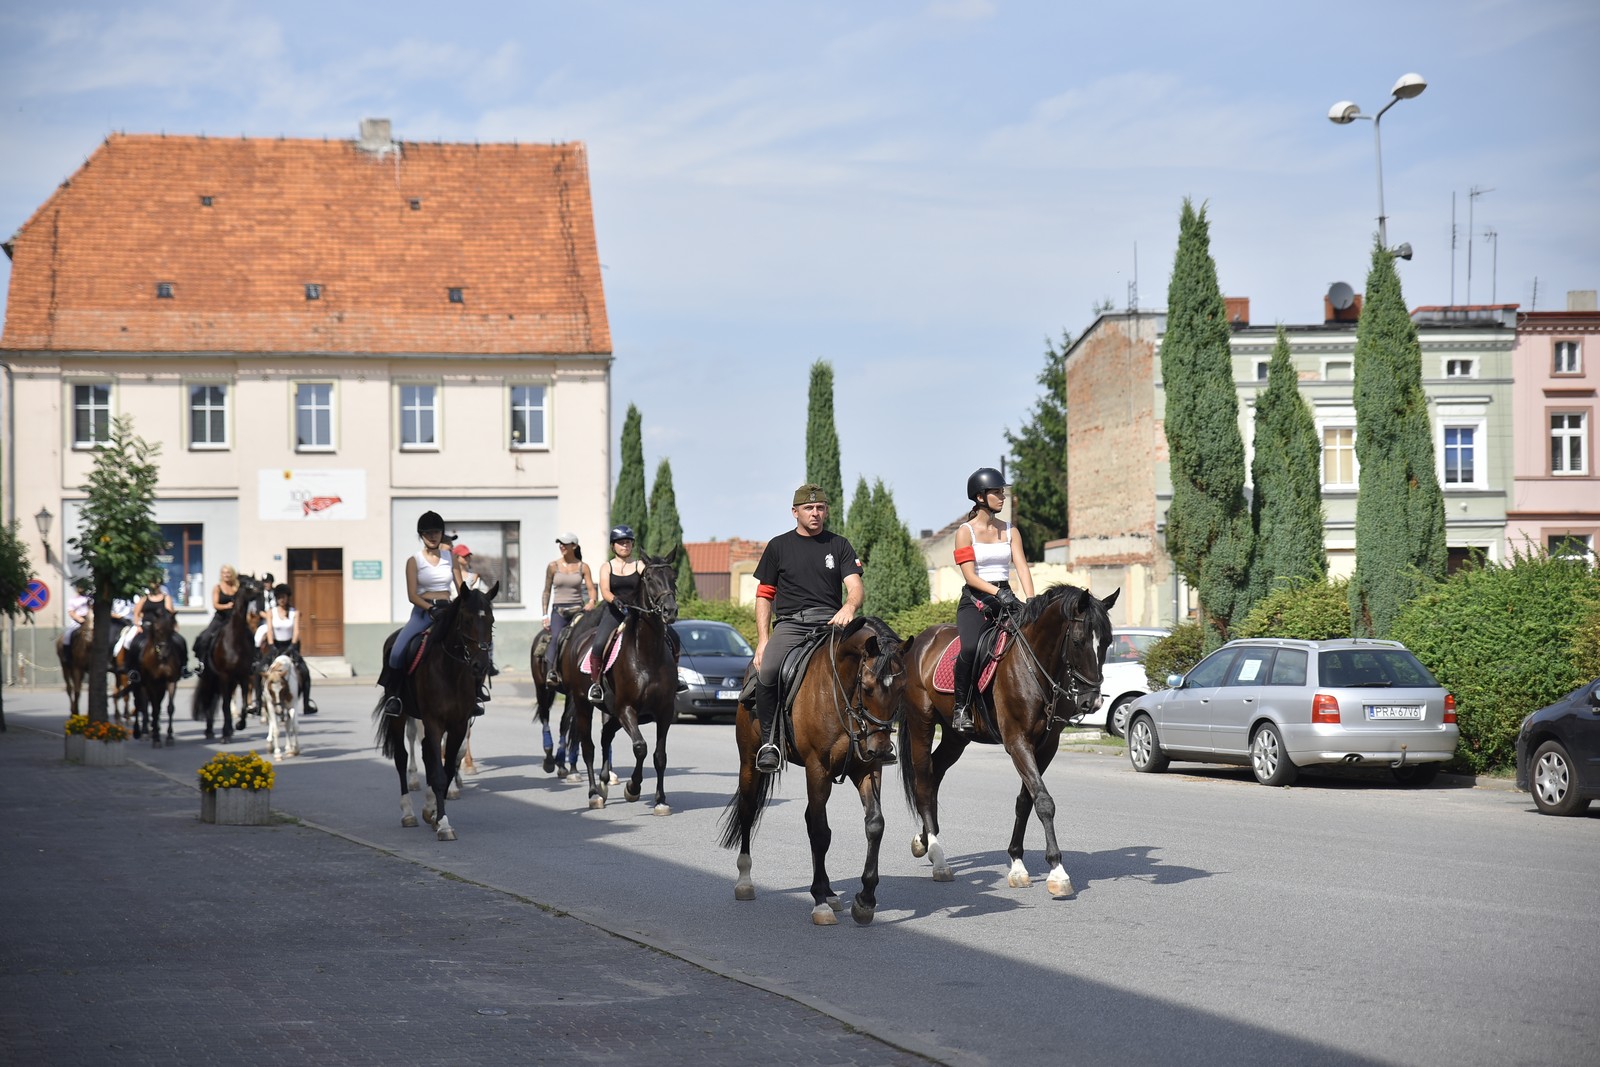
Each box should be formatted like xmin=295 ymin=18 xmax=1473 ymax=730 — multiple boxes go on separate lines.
xmin=263 ymin=654 xmax=300 ymax=759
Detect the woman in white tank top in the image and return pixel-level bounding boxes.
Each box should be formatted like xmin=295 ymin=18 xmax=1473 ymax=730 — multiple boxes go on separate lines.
xmin=380 ymin=509 xmax=467 ymax=717
xmin=257 ymin=581 xmax=318 ymax=714
xmin=948 ymin=467 xmax=1036 ymax=733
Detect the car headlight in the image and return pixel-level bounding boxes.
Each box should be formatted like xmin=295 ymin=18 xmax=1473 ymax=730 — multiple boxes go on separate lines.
xmin=678 ymin=666 xmax=705 ymax=686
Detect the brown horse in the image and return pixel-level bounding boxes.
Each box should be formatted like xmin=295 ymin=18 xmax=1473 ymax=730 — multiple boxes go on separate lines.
xmin=56 ymin=614 xmax=94 ymax=716
xmin=375 ymin=581 xmax=497 ymax=841
xmin=719 ymin=617 xmax=907 ymax=926
xmin=563 ymin=553 xmax=681 ymax=812
xmin=897 ymin=584 xmax=1117 ymax=899
xmin=531 ymin=610 xmax=586 ymax=778
xmin=191 ymin=573 xmax=262 ymax=741
xmin=129 ymin=599 xmax=187 ymax=748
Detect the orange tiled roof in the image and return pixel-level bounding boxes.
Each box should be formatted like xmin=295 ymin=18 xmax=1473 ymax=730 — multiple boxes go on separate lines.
xmin=685 ymin=541 xmax=731 ymax=575
xmin=2 ymin=132 xmax=610 ymax=355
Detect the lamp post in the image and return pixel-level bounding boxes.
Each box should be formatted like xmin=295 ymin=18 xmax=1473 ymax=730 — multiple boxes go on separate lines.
xmin=34 ymin=506 xmax=54 ymax=569
xmin=1328 ymin=72 xmax=1427 ymax=251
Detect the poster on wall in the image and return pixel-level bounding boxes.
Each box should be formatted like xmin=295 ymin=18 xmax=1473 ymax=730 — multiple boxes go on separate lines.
xmin=258 ymin=469 xmax=368 ymax=522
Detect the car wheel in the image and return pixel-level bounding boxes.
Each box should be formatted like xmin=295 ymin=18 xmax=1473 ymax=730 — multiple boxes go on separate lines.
xmin=1109 ymin=696 xmax=1135 ymax=739
xmin=1391 ymin=763 xmax=1440 ymax=787
xmin=1250 ymin=723 xmax=1298 ymax=786
xmin=1127 ymin=714 xmax=1168 ymax=774
xmin=1531 ymin=740 xmax=1591 ymax=816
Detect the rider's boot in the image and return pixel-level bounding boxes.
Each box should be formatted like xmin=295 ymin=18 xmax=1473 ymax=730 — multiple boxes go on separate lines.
xmin=753 ymin=681 xmax=783 ymax=773
xmin=950 ymin=657 xmax=975 ymax=734
xmin=377 ymin=664 xmax=402 ymax=718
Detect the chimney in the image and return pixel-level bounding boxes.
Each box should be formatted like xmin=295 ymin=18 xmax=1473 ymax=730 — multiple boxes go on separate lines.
xmin=1324 ymin=294 xmax=1363 ymax=324
xmin=1225 ymin=297 xmax=1250 ymax=328
xmin=1569 ymin=290 xmax=1598 ymax=312
xmin=357 ymin=118 xmax=397 ymax=155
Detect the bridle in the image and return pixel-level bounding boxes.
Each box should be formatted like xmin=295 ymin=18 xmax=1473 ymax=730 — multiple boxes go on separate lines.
xmin=825 ymin=626 xmax=902 ymax=776
xmin=635 ymin=561 xmax=679 ymax=622
xmin=438 ymin=593 xmax=494 ymax=679
xmin=998 ymin=595 xmax=1104 ymax=728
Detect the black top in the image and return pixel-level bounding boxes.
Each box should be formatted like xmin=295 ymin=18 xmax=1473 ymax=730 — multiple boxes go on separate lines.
xmin=215 ymin=588 xmax=236 ymax=613
xmin=754 ymin=530 xmax=863 ymax=618
xmin=608 ymin=566 xmax=641 ymax=604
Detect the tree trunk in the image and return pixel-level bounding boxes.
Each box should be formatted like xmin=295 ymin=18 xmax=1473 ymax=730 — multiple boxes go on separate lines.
xmin=88 ymin=593 xmax=112 ymax=723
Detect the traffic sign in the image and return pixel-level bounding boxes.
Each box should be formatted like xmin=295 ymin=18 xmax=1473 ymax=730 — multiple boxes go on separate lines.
xmin=19 ymin=578 xmax=49 ymax=612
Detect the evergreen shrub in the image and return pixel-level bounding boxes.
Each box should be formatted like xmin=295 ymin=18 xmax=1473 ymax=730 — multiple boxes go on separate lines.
xmin=1143 ymin=621 xmax=1204 ymax=690
xmin=882 ymin=599 xmax=958 ymax=642
xmin=1234 ymin=577 xmax=1353 ymax=641
xmin=677 ymin=599 xmax=758 ymax=647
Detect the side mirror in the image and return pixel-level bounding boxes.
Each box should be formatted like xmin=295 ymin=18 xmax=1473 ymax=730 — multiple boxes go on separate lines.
xmin=1167 ymin=673 xmax=1185 ymax=689
xmin=1588 ymin=683 xmax=1600 ymax=707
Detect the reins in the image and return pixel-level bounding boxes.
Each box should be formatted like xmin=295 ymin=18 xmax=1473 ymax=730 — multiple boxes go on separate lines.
xmin=997 ymin=596 xmax=1101 ymax=728
xmin=823 ymin=626 xmax=898 ymax=781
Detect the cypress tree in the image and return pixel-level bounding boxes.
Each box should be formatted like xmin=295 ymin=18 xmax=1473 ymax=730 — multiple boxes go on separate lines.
xmin=1248 ymin=326 xmax=1327 ymax=602
xmin=843 ymin=476 xmax=882 ymax=564
xmin=645 ymin=458 xmax=696 ymax=602
xmin=1004 ymin=331 xmax=1071 ymax=561
xmin=1162 ymin=199 xmax=1255 ymax=650
xmin=805 ymin=360 xmax=845 ymax=527
xmin=1349 ymin=241 xmax=1447 ymax=636
xmin=861 ymin=483 xmax=929 ymax=616
xmin=611 ymin=404 xmax=649 ymax=552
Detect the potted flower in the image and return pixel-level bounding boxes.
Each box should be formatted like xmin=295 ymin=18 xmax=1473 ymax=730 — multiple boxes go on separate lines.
xmin=64 ymin=714 xmax=88 ymax=763
xmin=80 ymin=718 xmax=130 ymax=766
xmin=197 ymin=750 xmax=275 ymax=825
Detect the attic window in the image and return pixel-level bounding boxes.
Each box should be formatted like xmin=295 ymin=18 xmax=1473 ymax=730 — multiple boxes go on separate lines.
xmin=156 ymin=282 xmax=174 ymax=299
xmin=200 ymin=195 xmax=213 ymax=207
xmin=409 ymin=198 xmax=422 ymax=211
xmin=448 ymin=287 xmax=464 ymax=304
xmin=305 ymin=284 xmax=323 ymax=301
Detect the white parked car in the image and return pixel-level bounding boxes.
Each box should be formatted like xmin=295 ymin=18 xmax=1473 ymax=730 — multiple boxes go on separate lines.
xmin=1090 ymin=627 xmax=1169 ymax=737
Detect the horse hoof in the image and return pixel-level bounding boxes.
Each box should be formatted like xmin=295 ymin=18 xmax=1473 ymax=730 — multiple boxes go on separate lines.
xmin=910 ymin=835 xmax=927 ymax=859
xmin=588 ymin=795 xmax=605 ymax=810
xmin=608 ymin=771 xmax=619 ymax=786
xmin=401 ymin=815 xmax=419 ymax=828
xmin=542 ymin=756 xmax=555 ymax=774
xmin=436 ymin=826 xmax=456 ymax=842
xmin=564 ymin=772 xmax=583 ymax=785
xmin=811 ymin=904 xmax=839 ymax=926
xmin=826 ymin=894 xmax=844 ymax=913
xmin=447 ymin=786 xmax=461 ymax=801
xmin=1007 ymin=870 xmax=1032 ymax=889
xmin=734 ymin=884 xmax=755 ymax=901
xmin=1046 ymin=875 xmax=1075 ymax=898
xmin=623 ymin=784 xmax=640 ymax=803
xmin=932 ymin=866 xmax=954 ymax=882
xmin=851 ymin=901 xmax=875 ymax=926
xmin=652 ymin=804 xmax=671 ymax=816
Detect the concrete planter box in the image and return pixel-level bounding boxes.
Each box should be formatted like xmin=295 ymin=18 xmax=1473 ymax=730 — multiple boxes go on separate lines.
xmin=64 ymin=734 xmax=86 ymax=763
xmin=201 ymin=789 xmax=271 ymax=826
xmin=82 ymin=739 xmax=127 ymax=767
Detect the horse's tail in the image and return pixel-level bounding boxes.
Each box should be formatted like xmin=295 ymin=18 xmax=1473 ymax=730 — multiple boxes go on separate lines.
xmin=897 ymin=702 xmax=920 ymax=817
xmin=190 ymin=669 xmax=215 ymax=721
xmin=374 ymin=696 xmax=402 ymax=759
xmin=717 ymin=765 xmax=776 ymax=851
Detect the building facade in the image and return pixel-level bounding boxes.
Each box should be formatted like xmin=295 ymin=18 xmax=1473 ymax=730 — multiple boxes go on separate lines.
xmin=2 ymin=122 xmax=612 ymax=677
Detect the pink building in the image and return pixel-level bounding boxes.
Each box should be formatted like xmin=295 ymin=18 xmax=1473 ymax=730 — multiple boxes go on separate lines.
xmin=1506 ymin=292 xmax=1600 ymax=561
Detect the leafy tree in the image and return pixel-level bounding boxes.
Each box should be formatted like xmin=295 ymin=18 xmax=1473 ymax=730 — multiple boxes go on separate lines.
xmin=68 ymin=417 xmax=165 ymax=722
xmin=860 ymin=483 xmax=929 ymax=616
xmin=1248 ymin=326 xmax=1327 ymax=602
xmin=1233 ymin=576 xmax=1351 ymax=641
xmin=1162 ymin=199 xmax=1254 ymax=650
xmin=843 ymin=477 xmax=886 ymax=565
xmin=0 ymin=518 xmax=36 ymax=732
xmin=612 ymin=404 xmax=649 ymax=553
xmin=805 ymin=360 xmax=844 ymax=527
xmin=1004 ymin=331 xmax=1070 ymax=561
xmin=1349 ymin=241 xmax=1446 ymax=637
xmin=1143 ymin=621 xmax=1205 ymax=691
xmin=645 ymin=458 xmax=695 ymax=601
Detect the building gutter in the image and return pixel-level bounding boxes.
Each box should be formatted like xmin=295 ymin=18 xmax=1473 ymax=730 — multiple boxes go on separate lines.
xmin=0 ymin=349 xmax=618 ymax=364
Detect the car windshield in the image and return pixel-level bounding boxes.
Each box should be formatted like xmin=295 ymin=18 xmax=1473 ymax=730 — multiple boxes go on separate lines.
xmin=1107 ymin=633 xmax=1162 ymax=664
xmin=1319 ymin=648 xmax=1438 ymax=688
xmin=675 ymin=625 xmax=752 ymax=657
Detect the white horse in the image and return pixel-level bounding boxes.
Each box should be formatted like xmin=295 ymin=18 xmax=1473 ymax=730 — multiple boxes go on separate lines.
xmin=263 ymin=654 xmax=301 ymax=760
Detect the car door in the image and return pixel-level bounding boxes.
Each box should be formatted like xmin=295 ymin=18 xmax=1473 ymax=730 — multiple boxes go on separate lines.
xmin=1208 ymin=647 xmax=1277 ymax=756
xmin=1569 ymin=680 xmax=1600 ymax=790
xmin=1157 ymin=648 xmax=1238 ymax=752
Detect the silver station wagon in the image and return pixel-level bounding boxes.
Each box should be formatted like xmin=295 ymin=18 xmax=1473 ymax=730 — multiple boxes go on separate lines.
xmin=1125 ymin=638 xmax=1458 ymax=787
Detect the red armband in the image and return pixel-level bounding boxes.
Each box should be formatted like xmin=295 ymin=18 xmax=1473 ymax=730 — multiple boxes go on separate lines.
xmin=756 ymin=583 xmax=777 ymax=601
xmin=952 ymin=546 xmax=975 ymax=565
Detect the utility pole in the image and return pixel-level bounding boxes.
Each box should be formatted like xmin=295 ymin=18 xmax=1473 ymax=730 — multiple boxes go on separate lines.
xmin=1449 ymin=191 xmax=1457 ymax=306
xmin=1466 ymin=185 xmax=1492 ymax=303
xmin=1483 ymin=227 xmax=1499 ymax=303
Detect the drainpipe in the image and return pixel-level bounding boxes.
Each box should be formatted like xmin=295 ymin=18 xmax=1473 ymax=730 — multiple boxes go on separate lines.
xmin=2 ymin=360 xmax=14 ymax=686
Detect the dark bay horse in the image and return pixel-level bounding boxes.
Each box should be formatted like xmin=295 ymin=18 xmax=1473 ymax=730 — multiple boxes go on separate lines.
xmin=56 ymin=616 xmax=93 ymax=716
xmin=898 ymin=584 xmax=1117 ymax=899
xmin=719 ymin=617 xmax=907 ymax=926
xmin=531 ymin=612 xmax=586 ymax=778
xmin=375 ymin=581 xmax=497 ymax=841
xmin=565 ymin=553 xmax=681 ymax=812
xmin=129 ymin=599 xmax=187 ymax=747
xmin=191 ymin=573 xmax=262 ymax=741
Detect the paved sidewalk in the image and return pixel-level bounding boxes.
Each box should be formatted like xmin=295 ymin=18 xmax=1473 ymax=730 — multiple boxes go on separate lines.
xmin=0 ymin=724 xmax=935 ymax=1066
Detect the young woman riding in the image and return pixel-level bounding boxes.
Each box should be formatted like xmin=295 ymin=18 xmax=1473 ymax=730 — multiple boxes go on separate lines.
xmin=257 ymin=582 xmax=319 ymax=715
xmin=193 ymin=564 xmax=241 ymax=673
xmin=541 ymin=532 xmax=596 ymax=685
xmin=379 ymin=511 xmax=466 ymax=717
xmin=949 ymin=467 xmax=1036 ymax=733
xmin=585 ymin=525 xmax=644 ymax=704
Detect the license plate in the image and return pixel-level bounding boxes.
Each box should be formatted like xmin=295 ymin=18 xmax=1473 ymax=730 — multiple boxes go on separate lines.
xmin=716 ymin=689 xmax=742 ymax=701
xmin=1366 ymin=705 xmax=1423 ymax=720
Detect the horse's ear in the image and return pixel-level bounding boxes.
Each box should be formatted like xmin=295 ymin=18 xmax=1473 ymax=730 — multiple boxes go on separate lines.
xmin=487 ymin=581 xmax=500 ymax=602
xmin=862 ymin=634 xmax=881 ymax=659
xmin=458 ymin=579 xmax=470 ymax=598
xmin=1102 ymin=588 xmax=1120 ymax=611
xmin=663 ymin=548 xmax=677 ymax=566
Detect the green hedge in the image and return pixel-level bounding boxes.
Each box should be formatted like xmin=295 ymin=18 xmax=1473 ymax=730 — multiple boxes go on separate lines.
xmin=1143 ymin=621 xmax=1204 ymax=690
xmin=1234 ymin=577 xmax=1353 ymax=641
xmin=883 ymin=599 xmax=958 ymax=642
xmin=1390 ymin=552 xmax=1600 ymax=774
xmin=677 ymin=599 xmax=758 ymax=646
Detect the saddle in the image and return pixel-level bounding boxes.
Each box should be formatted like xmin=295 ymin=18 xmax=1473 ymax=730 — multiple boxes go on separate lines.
xmin=579 ymin=622 xmax=626 ymax=676
xmin=737 ymin=618 xmax=839 ymax=751
xmin=932 ymin=625 xmax=1011 ymax=695
xmin=401 ymin=630 xmax=431 ymax=676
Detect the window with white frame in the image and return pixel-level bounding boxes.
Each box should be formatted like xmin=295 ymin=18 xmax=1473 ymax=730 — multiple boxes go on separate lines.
xmin=1322 ymin=426 xmax=1356 ymax=486
xmin=1554 ymin=340 xmax=1581 ymax=375
xmin=188 ymin=383 xmax=228 ymax=449
xmin=1445 ymin=358 xmax=1475 ymax=378
xmin=398 ymin=384 xmax=437 ymax=450
xmin=509 ymin=384 xmax=547 ymax=449
xmin=1551 ymin=412 xmax=1588 ymax=475
xmin=1324 ymin=360 xmax=1353 ymax=381
xmin=1548 ymin=533 xmax=1593 ymax=561
xmin=294 ymin=382 xmax=335 ymax=451
xmin=71 ymin=383 xmax=112 ymax=448
xmin=450 ymin=520 xmax=522 ymax=603
xmin=1442 ymin=426 xmax=1477 ymax=485
xmin=1253 ymin=359 xmax=1270 ymax=382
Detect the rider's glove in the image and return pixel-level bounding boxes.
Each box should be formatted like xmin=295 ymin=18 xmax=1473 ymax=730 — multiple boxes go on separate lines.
xmin=995 ymin=587 xmax=1022 ymax=613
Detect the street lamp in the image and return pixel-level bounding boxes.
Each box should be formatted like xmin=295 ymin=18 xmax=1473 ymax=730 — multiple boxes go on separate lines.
xmin=1328 ymin=72 xmax=1427 ymax=251
xmin=34 ymin=506 xmax=52 ymax=543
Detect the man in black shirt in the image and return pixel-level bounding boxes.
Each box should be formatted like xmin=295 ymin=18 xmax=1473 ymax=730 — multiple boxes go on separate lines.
xmin=751 ymin=483 xmax=878 ymax=773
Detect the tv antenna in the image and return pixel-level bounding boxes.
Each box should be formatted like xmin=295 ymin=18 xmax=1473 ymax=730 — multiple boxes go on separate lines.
xmin=1466 ymin=185 xmax=1493 ymax=303
xmin=1482 ymin=227 xmax=1499 ymax=304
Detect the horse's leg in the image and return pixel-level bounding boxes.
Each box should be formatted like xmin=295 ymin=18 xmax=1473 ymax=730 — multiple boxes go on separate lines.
xmin=418 ymin=723 xmax=445 ymax=829
xmin=613 ymin=705 xmax=648 ymax=805
xmin=599 ymin=715 xmax=625 ymax=803
xmin=267 ymin=692 xmax=281 ymax=759
xmin=649 ymin=713 xmax=672 ymax=815
xmin=536 ymin=681 xmax=557 ymax=773
xmin=573 ymin=701 xmax=605 ymax=808
xmin=921 ymin=730 xmax=970 ymax=881
xmin=1002 ymin=735 xmax=1071 ymax=897
xmin=851 ymin=769 xmax=885 ymax=925
xmin=391 ymin=716 xmax=418 ymax=828
xmin=220 ymin=681 xmax=235 ymax=741
xmin=730 ymin=710 xmax=762 ymax=901
xmin=433 ymin=725 xmax=464 ymax=842
xmin=164 ymin=682 xmax=177 ymax=744
xmin=804 ymin=763 xmax=842 ymax=925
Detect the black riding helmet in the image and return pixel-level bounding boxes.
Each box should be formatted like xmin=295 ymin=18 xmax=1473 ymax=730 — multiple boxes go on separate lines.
xmin=966 ymin=467 xmax=1006 ymax=504
xmin=417 ymin=510 xmax=445 ymax=535
xmin=609 ymin=524 xmax=636 ymax=543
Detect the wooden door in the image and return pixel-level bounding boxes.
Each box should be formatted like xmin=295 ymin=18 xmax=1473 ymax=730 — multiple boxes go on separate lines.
xmin=288 ymin=548 xmax=344 ymax=656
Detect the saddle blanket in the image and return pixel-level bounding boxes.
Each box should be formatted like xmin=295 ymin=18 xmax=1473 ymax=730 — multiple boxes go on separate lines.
xmin=578 ymin=633 xmax=624 ymax=677
xmin=931 ymin=631 xmax=1009 ymax=694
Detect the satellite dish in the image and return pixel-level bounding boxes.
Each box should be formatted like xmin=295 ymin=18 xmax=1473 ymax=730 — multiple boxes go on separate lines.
xmin=1328 ymin=281 xmax=1355 ymax=310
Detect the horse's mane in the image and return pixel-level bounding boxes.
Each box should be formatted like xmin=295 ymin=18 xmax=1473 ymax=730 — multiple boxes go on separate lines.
xmin=1019 ymin=584 xmax=1112 ymax=641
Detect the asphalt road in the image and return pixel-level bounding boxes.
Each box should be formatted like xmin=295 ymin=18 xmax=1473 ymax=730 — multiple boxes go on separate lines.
xmin=10 ymin=679 xmax=1597 ymax=1067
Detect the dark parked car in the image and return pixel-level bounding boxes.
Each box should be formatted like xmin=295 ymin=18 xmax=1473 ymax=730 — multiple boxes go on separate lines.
xmin=1515 ymin=679 xmax=1600 ymax=816
xmin=671 ymin=619 xmax=754 ymax=721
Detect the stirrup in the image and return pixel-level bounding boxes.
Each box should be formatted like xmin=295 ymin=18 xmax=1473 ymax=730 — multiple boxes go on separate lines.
xmin=471 ymin=704 xmax=486 ymax=718
xmin=381 ymin=694 xmax=402 ymax=718
xmin=755 ymin=742 xmax=782 ymax=773
xmin=950 ymin=704 xmax=974 ymax=733
xmin=586 ymin=680 xmax=604 ymax=704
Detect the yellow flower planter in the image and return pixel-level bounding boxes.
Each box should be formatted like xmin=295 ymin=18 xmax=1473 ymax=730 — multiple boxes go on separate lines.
xmin=201 ymin=788 xmax=271 ymax=826
xmin=82 ymin=739 xmax=127 ymax=767
xmin=64 ymin=734 xmax=86 ymax=763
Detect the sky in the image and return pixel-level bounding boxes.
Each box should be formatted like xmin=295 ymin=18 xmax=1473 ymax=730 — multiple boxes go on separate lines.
xmin=3 ymin=0 xmax=1597 ymax=543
